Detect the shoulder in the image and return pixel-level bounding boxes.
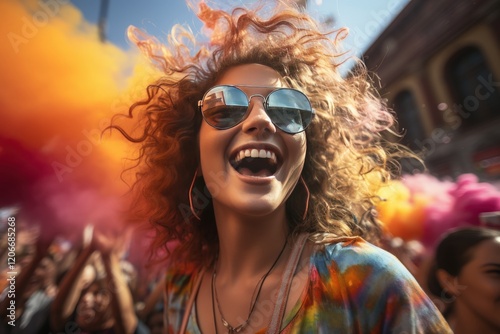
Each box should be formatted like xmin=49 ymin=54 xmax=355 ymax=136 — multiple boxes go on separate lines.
xmin=308 ymin=235 xmax=451 ymax=333
xmin=165 ymin=262 xmax=198 ymax=301
xmin=312 ymin=235 xmax=412 ymax=281
xmin=310 ymin=236 xmax=424 ymax=311
xmin=164 ymin=263 xmax=202 ymax=333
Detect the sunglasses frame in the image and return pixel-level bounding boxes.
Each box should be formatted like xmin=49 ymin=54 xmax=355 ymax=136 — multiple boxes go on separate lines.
xmin=198 ymin=84 xmax=315 ymax=134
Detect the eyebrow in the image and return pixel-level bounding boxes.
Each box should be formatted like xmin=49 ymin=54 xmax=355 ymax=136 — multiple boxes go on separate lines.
xmin=481 ymin=263 xmax=500 ymax=268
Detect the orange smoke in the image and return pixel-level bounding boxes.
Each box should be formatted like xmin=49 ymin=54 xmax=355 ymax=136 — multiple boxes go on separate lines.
xmin=376 ymin=180 xmax=429 ymax=241
xmin=0 ymin=0 xmax=159 ymax=239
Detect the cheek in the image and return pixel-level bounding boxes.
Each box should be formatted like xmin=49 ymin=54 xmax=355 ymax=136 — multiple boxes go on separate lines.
xmin=198 ymin=125 xmax=233 ymax=175
xmin=199 ymin=126 xmax=218 ymax=166
xmin=458 ymin=273 xmax=500 ymax=303
xmin=98 ymin=293 xmax=111 ymax=306
xmin=287 ymin=134 xmax=307 ymax=168
xmin=481 ymin=277 xmax=500 ymax=296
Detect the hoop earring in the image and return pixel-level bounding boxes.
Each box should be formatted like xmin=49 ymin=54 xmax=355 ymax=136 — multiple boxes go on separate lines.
xmin=440 ymin=289 xmax=456 ymax=303
xmin=189 ymin=170 xmax=202 ymax=220
xmin=300 ymin=176 xmax=310 ymax=221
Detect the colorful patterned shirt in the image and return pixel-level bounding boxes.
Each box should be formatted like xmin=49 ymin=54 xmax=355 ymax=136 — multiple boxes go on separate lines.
xmin=164 ymin=237 xmax=452 ymax=333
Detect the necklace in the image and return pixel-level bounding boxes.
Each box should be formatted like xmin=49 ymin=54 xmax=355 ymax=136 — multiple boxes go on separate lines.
xmin=211 ymin=238 xmax=288 ymax=334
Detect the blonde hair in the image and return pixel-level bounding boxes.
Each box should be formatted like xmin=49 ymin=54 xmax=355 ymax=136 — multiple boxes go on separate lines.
xmin=114 ymin=1 xmax=411 ymax=266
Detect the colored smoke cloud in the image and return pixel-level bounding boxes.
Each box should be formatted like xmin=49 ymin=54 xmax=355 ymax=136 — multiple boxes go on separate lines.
xmin=0 ymin=0 xmax=160 ymax=240
xmin=377 ymin=173 xmax=500 ymax=247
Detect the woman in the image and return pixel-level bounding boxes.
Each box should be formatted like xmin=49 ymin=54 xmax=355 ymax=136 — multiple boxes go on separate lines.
xmin=115 ymin=1 xmax=451 ymax=333
xmin=427 ymin=227 xmax=500 ymax=334
xmin=50 ymin=227 xmax=148 ymax=334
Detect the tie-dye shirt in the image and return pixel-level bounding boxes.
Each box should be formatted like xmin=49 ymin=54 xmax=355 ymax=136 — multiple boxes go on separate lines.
xmin=164 ymin=236 xmax=452 ymax=333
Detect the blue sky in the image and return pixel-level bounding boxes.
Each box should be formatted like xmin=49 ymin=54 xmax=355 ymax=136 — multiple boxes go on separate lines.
xmin=70 ymin=0 xmax=410 ymax=56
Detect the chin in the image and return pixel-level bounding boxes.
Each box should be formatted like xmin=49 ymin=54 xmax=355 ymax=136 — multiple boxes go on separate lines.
xmin=232 ymin=197 xmax=282 ymax=217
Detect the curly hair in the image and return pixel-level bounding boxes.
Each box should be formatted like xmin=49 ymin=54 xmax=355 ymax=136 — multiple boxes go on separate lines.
xmin=113 ymin=1 xmax=411 ymax=267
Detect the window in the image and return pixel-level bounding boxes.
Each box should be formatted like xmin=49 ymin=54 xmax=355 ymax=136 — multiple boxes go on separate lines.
xmin=445 ymin=46 xmax=500 ymax=130
xmin=393 ymin=90 xmax=425 ymax=149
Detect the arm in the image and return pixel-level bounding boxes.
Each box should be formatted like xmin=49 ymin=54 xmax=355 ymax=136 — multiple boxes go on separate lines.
xmin=137 ymin=275 xmax=165 ymax=321
xmin=50 ymin=243 xmax=95 ymax=332
xmin=94 ymin=229 xmax=138 ymax=334
xmin=376 ymin=263 xmax=452 ymax=333
xmin=101 ymin=251 xmax=138 ymax=334
xmin=0 ymin=234 xmax=52 ymax=318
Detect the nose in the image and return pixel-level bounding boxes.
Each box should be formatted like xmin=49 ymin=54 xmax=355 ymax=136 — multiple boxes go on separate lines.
xmin=34 ymin=266 xmax=43 ymax=277
xmin=241 ymin=95 xmax=276 ymax=135
xmin=80 ymin=292 xmax=93 ymax=305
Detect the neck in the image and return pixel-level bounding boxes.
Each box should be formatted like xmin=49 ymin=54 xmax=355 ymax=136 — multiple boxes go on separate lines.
xmin=212 ymin=203 xmax=290 ymax=281
xmin=451 ymin=303 xmax=500 ymax=334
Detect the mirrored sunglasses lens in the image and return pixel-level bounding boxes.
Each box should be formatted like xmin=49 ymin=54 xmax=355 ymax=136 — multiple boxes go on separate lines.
xmin=202 ymin=86 xmax=248 ymax=129
xmin=267 ymin=89 xmax=313 ymax=133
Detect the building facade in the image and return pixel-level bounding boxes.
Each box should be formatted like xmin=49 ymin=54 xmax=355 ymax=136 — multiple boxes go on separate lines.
xmin=362 ymin=0 xmax=500 ymax=181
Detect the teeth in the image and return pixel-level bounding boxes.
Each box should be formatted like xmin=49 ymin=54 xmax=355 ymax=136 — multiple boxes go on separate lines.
xmin=234 ymin=148 xmax=278 ymax=164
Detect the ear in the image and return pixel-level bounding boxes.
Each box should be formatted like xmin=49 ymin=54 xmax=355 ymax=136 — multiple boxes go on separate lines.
xmin=436 ymin=269 xmax=459 ymax=296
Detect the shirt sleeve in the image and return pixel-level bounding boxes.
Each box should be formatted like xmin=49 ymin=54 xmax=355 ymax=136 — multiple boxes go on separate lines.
xmin=163 ymin=267 xmax=194 ymax=334
xmin=320 ymin=238 xmax=452 ymax=334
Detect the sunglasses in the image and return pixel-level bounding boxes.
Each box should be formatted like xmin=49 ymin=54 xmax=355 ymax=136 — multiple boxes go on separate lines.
xmin=198 ymin=85 xmax=314 ymax=134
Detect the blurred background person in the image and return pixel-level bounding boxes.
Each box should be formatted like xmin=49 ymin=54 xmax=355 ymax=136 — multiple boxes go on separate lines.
xmin=50 ymin=225 xmax=149 ymax=334
xmin=0 ymin=223 xmax=58 ymax=334
xmin=427 ymin=227 xmax=500 ymax=334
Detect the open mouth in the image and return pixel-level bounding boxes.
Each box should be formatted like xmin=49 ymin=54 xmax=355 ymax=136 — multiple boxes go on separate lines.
xmin=76 ymin=306 xmax=96 ymax=323
xmin=230 ymin=148 xmax=280 ymax=177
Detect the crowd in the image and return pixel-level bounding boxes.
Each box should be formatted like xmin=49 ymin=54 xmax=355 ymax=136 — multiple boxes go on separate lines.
xmin=1 ymin=215 xmax=499 ymax=333
xmin=0 ymin=221 xmax=163 ymax=334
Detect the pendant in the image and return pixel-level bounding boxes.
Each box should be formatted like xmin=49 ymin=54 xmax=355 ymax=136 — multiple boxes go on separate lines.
xmin=222 ymin=318 xmax=244 ymax=333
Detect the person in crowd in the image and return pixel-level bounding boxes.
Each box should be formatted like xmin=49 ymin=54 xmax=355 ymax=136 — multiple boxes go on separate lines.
xmin=427 ymin=227 xmax=500 ymax=334
xmin=137 ymin=276 xmax=165 ymax=327
xmin=113 ymin=1 xmax=452 ymax=333
xmin=0 ymin=227 xmax=56 ymax=334
xmin=50 ymin=226 xmax=149 ymax=334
